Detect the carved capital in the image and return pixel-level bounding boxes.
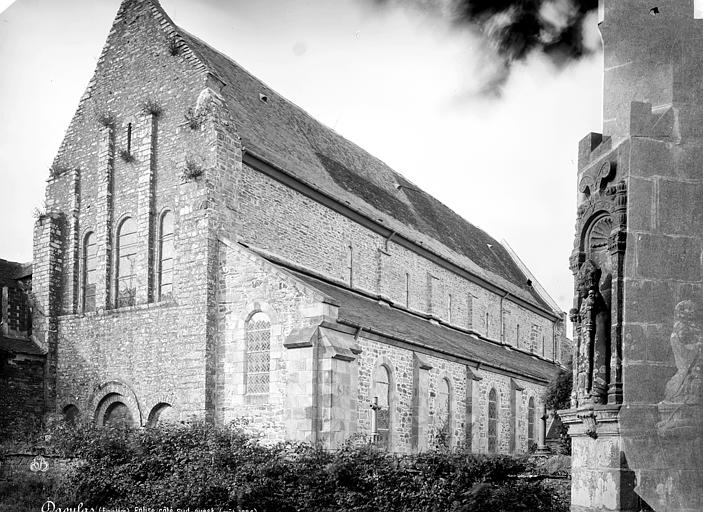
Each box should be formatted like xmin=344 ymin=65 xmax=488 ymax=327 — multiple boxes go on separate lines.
xmin=608 ymin=230 xmax=627 ymax=254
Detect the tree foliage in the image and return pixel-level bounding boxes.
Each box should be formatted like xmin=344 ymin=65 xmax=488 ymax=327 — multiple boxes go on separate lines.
xmin=2 ymin=422 xmax=571 ymax=512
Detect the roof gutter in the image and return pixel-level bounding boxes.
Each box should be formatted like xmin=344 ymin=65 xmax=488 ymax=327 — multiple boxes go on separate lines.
xmin=242 ymin=149 xmax=560 ymax=322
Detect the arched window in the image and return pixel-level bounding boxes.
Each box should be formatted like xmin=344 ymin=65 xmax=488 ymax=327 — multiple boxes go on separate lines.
xmin=488 ymin=388 xmax=498 ymax=453
xmin=103 ymin=401 xmax=135 ymax=427
xmin=246 ymin=312 xmax=271 ymax=394
xmin=147 ymin=403 xmax=179 ymax=427
xmin=372 ymin=365 xmax=391 ymax=450
xmin=437 ymin=377 xmax=451 ymax=445
xmin=158 ymin=211 xmax=174 ymax=300
xmin=82 ymin=232 xmax=97 ymax=312
xmin=527 ymin=397 xmax=536 ymax=448
xmin=116 ymin=217 xmax=137 ymax=307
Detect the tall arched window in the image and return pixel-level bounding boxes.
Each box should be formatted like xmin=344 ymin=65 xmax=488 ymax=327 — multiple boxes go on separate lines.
xmin=158 ymin=211 xmax=174 ymax=300
xmin=246 ymin=312 xmax=271 ymax=394
xmin=82 ymin=232 xmax=97 ymax=312
xmin=488 ymin=388 xmax=498 ymax=453
xmin=527 ymin=397 xmax=536 ymax=448
xmin=372 ymin=365 xmax=391 ymax=450
xmin=437 ymin=377 xmax=451 ymax=445
xmin=116 ymin=217 xmax=137 ymax=307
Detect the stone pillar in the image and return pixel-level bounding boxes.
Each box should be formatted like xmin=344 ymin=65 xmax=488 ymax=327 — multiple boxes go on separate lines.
xmin=283 ymin=326 xmax=317 ymax=443
xmin=32 ymin=214 xmax=64 ymax=413
xmin=95 ymin=125 xmax=115 ymax=310
xmin=465 ymin=366 xmax=482 ymax=452
xmin=135 ymin=113 xmax=157 ymax=304
xmin=411 ymin=353 xmax=432 ymax=452
xmin=64 ymin=168 xmax=81 ymax=314
xmin=316 ymin=327 xmax=361 ymax=449
xmin=509 ymin=379 xmax=524 ymax=454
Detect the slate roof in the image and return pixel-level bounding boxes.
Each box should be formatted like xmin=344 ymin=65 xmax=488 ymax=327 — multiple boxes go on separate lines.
xmin=0 ymin=336 xmax=45 ymax=357
xmin=174 ymin=26 xmax=556 ymax=314
xmin=288 ymin=268 xmax=560 ymax=383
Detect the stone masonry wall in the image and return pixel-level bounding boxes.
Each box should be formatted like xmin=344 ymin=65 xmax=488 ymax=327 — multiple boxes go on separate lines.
xmin=234 ymin=163 xmax=559 ymax=361
xmin=215 ymin=240 xmax=330 ymax=443
xmin=355 ymin=336 xmax=546 ymax=454
xmin=0 ymin=353 xmax=45 ymax=439
xmin=39 ymin=0 xmax=220 ymax=422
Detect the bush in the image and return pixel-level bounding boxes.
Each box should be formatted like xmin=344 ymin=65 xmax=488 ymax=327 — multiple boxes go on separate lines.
xmin=9 ymin=423 xmax=568 ymax=512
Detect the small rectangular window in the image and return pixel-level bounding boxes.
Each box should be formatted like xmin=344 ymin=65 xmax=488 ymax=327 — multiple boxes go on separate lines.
xmin=695 ymin=0 xmax=703 ymax=18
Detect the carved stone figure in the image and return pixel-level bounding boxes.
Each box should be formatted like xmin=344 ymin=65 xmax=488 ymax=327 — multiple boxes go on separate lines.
xmin=657 ymin=300 xmax=703 ymax=438
xmin=577 ymin=260 xmax=611 ymax=405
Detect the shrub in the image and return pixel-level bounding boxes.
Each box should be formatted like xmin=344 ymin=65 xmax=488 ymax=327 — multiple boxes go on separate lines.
xmin=96 ymin=111 xmax=116 ymax=129
xmin=167 ymin=37 xmax=180 ymax=56
xmin=141 ymin=99 xmax=163 ymax=118
xmin=184 ymin=107 xmax=202 ymax=130
xmin=6 ymin=423 xmax=570 ymax=512
xmin=49 ymin=164 xmax=70 ymax=178
xmin=119 ymin=149 xmax=135 ymax=163
xmin=181 ymin=157 xmax=204 ymax=182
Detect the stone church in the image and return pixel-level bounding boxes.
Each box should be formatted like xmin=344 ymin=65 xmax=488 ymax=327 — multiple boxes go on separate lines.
xmin=2 ymin=0 xmax=569 ymax=454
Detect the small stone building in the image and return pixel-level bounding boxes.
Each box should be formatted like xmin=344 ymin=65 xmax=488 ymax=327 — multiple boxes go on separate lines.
xmin=27 ymin=0 xmax=568 ymax=453
xmin=0 ymin=258 xmax=44 ymax=439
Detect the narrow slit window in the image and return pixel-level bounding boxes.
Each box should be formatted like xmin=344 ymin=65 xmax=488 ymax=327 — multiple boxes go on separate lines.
xmin=347 ymin=245 xmax=353 ymax=287
xmin=467 ymin=294 xmax=473 ymax=329
xmin=405 ymin=273 xmax=410 ymax=308
xmin=447 ymin=293 xmax=453 ymax=323
xmin=126 ymin=123 xmax=133 ymax=154
xmin=158 ymin=211 xmax=174 ymax=301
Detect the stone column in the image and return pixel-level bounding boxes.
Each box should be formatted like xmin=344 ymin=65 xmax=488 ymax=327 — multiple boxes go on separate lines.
xmin=411 ymin=353 xmax=432 ymax=452
xmin=65 ymin=168 xmax=81 ymax=314
xmin=135 ymin=113 xmax=157 ymax=304
xmin=95 ymin=125 xmax=115 ymax=310
xmin=465 ymin=366 xmax=482 ymax=452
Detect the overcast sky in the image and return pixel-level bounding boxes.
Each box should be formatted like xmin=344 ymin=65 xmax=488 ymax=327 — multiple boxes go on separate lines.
xmin=0 ymin=0 xmax=603 ymax=317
